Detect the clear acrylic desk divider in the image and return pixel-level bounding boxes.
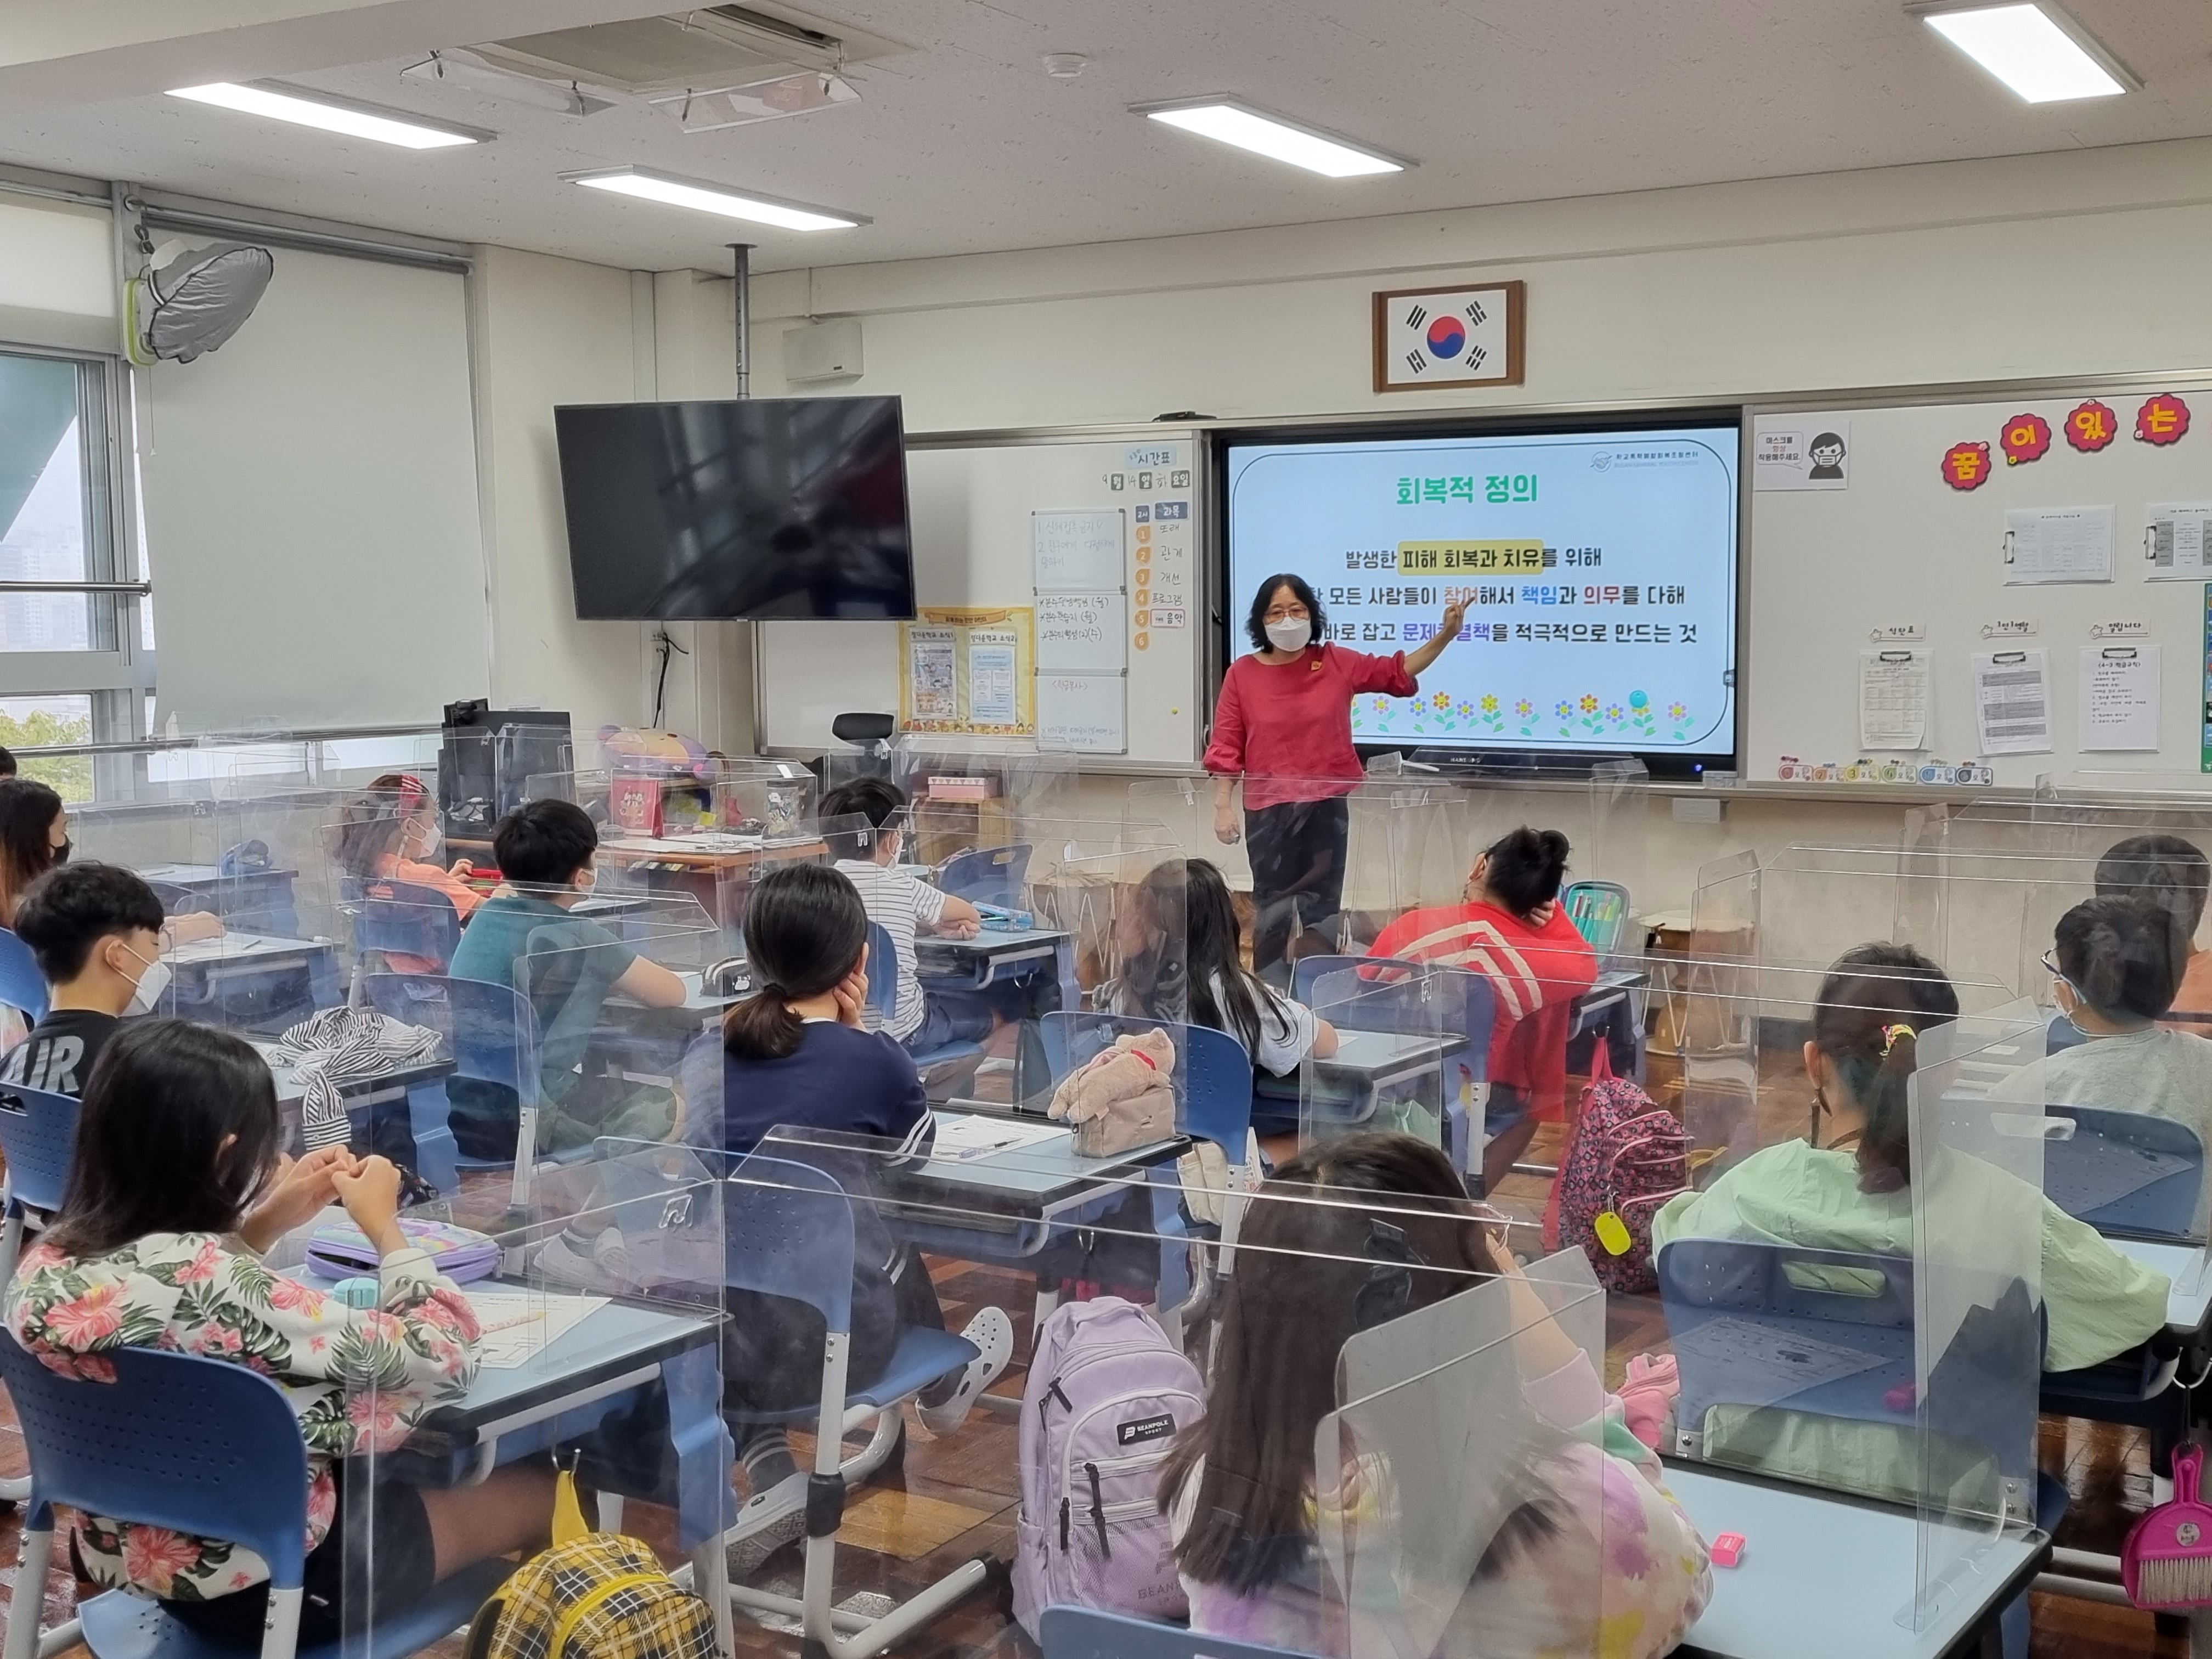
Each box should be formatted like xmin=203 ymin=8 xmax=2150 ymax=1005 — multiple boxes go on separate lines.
xmin=344 ymin=1143 xmax=730 ymax=1659
xmin=1301 ymin=967 xmax=1451 ymax=1164
xmin=1906 ymin=1000 xmax=2049 ymax=1636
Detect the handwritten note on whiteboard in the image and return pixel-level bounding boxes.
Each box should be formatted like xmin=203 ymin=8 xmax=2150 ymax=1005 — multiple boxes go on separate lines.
xmin=1036 ymin=592 xmax=1128 ymax=672
xmin=1032 ymin=510 xmax=1126 ymax=592
xmin=1037 ymin=673 xmax=1126 ymax=753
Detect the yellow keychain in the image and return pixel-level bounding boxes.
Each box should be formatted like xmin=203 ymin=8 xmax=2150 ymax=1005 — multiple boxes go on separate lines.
xmin=1592 ymin=1210 xmax=1634 ymax=1257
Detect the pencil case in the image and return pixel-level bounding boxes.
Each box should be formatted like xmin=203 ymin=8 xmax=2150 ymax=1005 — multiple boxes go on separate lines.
xmin=307 ymin=1217 xmax=500 ymax=1283
xmin=975 ymin=904 xmax=1033 ymax=931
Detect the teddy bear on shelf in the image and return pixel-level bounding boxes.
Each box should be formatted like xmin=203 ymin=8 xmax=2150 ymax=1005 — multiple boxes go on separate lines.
xmin=1048 ymin=1028 xmax=1177 ymax=1157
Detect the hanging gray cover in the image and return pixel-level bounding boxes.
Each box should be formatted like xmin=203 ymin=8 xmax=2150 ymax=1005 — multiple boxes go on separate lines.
xmin=137 ymin=243 xmax=275 ymax=363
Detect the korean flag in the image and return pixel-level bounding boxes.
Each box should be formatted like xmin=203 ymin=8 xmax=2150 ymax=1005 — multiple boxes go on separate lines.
xmin=1379 ymin=284 xmax=1517 ymax=390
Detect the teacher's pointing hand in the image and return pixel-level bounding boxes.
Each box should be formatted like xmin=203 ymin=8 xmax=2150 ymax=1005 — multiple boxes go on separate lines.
xmin=1404 ymin=597 xmax=1469 ymax=678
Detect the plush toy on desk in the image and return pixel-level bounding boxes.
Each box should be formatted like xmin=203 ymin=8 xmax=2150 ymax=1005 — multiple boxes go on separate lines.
xmin=1047 ymin=1029 xmax=1177 ymax=1157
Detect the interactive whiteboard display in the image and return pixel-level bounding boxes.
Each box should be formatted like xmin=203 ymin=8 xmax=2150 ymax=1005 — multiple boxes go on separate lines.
xmin=1223 ymin=422 xmax=1740 ymax=769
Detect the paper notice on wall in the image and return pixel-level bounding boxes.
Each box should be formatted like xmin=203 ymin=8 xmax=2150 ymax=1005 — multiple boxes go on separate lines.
xmin=1973 ymin=649 xmax=2052 ymax=755
xmin=2078 ymin=643 xmax=2161 ymax=752
xmin=905 ymin=627 xmax=958 ymax=722
xmin=1753 ymin=415 xmax=1851 ymax=491
xmin=1858 ymin=648 xmax=1929 ymax=750
xmin=966 ymin=629 xmax=1020 ymax=727
xmin=2145 ymin=502 xmax=2212 ymax=580
xmin=2004 ymin=505 xmax=2113 ymax=584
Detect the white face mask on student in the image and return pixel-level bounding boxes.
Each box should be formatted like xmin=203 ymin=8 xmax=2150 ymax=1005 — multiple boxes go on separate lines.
xmin=120 ymin=944 xmax=171 ymax=1017
xmin=1265 ymin=618 xmax=1312 ymax=653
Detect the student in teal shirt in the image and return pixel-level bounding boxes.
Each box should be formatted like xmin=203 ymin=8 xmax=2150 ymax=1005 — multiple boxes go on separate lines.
xmin=1652 ymin=941 xmax=2169 ymax=1503
xmin=446 ymin=799 xmax=687 ymax=1158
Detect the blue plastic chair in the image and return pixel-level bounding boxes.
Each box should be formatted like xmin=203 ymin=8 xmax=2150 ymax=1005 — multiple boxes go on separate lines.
xmin=933 ymin=843 xmax=1032 ymax=909
xmin=352 ymin=879 xmax=462 ymax=973
xmin=1562 ymin=879 xmax=1632 ymax=956
xmin=0 ymin=1335 xmax=509 ymax=1659
xmin=362 ymin=972 xmax=557 ymax=1206
xmin=1293 ymin=955 xmax=1495 ymax=1175
xmin=0 ymin=927 xmax=48 ymax=1023
xmin=1040 ymin=1606 xmax=1323 ymax=1659
xmin=2042 ymin=1104 xmax=2203 ymax=1238
xmin=716 ymin=1153 xmax=990 ymax=1656
xmin=0 ymin=1082 xmax=78 ymax=1279
xmin=867 ymin=921 xmax=984 ymax=1081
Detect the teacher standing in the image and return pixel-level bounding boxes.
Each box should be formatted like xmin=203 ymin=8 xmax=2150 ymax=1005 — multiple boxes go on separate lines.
xmin=1205 ymin=573 xmax=1468 ymax=984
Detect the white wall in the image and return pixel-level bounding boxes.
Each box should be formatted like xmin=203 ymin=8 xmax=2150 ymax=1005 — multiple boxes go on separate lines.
xmin=738 ymin=134 xmax=2212 ymax=911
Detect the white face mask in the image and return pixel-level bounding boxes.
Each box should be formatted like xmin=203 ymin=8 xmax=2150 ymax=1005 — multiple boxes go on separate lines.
xmin=1265 ymin=617 xmax=1312 ymax=653
xmin=120 ymin=943 xmax=171 ymax=1017
xmin=574 ymin=867 xmax=598 ymax=896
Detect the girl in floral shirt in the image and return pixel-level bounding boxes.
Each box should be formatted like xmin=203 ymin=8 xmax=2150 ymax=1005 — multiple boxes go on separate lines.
xmin=1160 ymin=1133 xmax=1711 ymax=1659
xmin=4 ymin=1019 xmax=555 ymax=1645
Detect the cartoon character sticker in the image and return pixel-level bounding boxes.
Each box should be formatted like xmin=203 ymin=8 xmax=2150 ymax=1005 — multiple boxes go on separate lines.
xmin=1807 ymin=431 xmax=1848 ymax=481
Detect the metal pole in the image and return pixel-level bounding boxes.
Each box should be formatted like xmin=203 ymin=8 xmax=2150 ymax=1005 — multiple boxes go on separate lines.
xmin=729 ymin=242 xmax=753 ymax=398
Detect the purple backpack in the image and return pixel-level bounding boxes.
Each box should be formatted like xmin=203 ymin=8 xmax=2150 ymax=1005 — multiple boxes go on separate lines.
xmin=1013 ymin=1297 xmax=1204 ymax=1638
xmin=1554 ymin=1051 xmax=1689 ymax=1295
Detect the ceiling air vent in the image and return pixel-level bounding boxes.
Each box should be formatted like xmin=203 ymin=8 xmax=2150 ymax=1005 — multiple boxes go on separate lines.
xmin=468 ymin=4 xmax=906 ymax=98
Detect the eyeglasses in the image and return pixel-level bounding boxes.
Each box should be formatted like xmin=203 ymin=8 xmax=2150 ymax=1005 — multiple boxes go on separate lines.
xmin=2041 ymin=950 xmax=2075 ymax=990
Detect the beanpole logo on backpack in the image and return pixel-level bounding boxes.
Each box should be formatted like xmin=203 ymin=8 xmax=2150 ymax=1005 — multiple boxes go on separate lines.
xmin=1116 ymin=1412 xmax=1176 ymax=1447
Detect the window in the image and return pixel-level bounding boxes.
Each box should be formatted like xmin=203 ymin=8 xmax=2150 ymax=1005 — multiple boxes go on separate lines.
xmin=0 ymin=346 xmax=149 ymax=801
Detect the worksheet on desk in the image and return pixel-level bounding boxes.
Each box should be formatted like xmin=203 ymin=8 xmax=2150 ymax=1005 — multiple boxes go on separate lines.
xmin=463 ymin=1291 xmax=609 ymax=1368
xmin=1667 ymin=1315 xmax=1889 ymax=1407
xmin=925 ymin=1114 xmax=1068 ymax=1167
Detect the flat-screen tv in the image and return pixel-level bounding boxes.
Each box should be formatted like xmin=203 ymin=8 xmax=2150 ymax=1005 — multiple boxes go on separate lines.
xmin=1221 ymin=414 xmax=1740 ymax=777
xmin=554 ymin=394 xmax=917 ymax=621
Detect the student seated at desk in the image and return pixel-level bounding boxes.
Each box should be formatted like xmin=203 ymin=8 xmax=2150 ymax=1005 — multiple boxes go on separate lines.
xmin=0 ymin=779 xmax=222 ymax=947
xmin=1162 ymin=1132 xmax=1711 ymax=1659
xmin=1367 ymin=827 xmax=1599 ymax=1193
xmin=4 ymin=1019 xmax=553 ymax=1646
xmin=446 ymin=799 xmax=689 ymax=1159
xmin=2094 ymin=833 xmax=2212 ymax=1032
xmin=1186 ymin=857 xmax=1337 ymax=1069
xmin=677 ymin=862 xmax=1013 ymax=1572
xmin=1651 ymin=943 xmax=2169 ymax=1499
xmin=1 ymin=863 xmax=170 ymax=1094
xmin=817 ymin=778 xmax=999 ymax=1053
xmin=2039 ymin=896 xmax=2212 ymax=1235
xmin=336 ymin=771 xmax=482 ymax=970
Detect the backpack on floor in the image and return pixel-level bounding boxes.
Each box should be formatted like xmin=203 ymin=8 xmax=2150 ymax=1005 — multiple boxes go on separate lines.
xmin=1554 ymin=1046 xmax=1690 ymax=1295
xmin=1013 ymin=1296 xmax=1204 ymax=1638
xmin=464 ymin=1462 xmax=716 ymax=1659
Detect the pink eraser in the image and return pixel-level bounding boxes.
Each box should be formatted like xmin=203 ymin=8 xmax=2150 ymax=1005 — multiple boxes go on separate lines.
xmin=1711 ymin=1532 xmax=1746 ymax=1568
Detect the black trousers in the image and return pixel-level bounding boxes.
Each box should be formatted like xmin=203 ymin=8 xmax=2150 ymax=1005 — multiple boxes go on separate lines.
xmin=1244 ymin=795 xmax=1352 ymax=985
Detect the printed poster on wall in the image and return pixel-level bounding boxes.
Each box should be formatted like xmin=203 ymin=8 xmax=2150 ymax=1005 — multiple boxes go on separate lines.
xmin=1753 ymin=416 xmax=1851 ymax=491
xmin=898 ymin=606 xmax=1035 ymax=735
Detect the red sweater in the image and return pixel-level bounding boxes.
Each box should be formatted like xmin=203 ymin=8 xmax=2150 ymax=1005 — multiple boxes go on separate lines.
xmin=1203 ymin=644 xmax=1417 ymax=810
xmin=1368 ymin=900 xmax=1599 ymax=1120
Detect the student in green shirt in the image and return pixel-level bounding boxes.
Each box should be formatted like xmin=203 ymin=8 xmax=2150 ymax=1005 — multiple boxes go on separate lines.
xmin=1651 ymin=941 xmax=2169 ymax=1501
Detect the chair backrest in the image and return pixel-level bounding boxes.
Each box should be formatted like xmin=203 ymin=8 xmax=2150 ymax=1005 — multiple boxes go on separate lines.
xmin=934 ymin=843 xmax=1033 ymax=908
xmin=0 ymin=1084 xmax=80 ymax=1213
xmin=1039 ymin=1009 xmax=1252 ymax=1153
xmin=1657 ymin=1236 xmax=2038 ymax=1492
xmin=2044 ymin=1103 xmax=2205 ymax=1238
xmin=0 ymin=1334 xmax=312 ymax=1586
xmin=1039 ymin=1606 xmax=1321 ymax=1659
xmin=353 ymin=878 xmax=462 ymax=969
xmin=362 ymin=971 xmax=539 ymax=1100
xmin=865 ymin=921 xmax=900 ymax=1018
xmin=720 ymin=1152 xmax=858 ymax=1329
xmin=0 ymin=927 xmax=49 ymax=1022
xmin=1563 ymin=880 xmax=1632 ymax=957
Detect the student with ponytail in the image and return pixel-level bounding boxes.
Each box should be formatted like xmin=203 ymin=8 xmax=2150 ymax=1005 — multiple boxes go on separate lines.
xmin=678 ymin=862 xmax=1012 ymax=1575
xmin=1651 ymin=941 xmax=2168 ymax=1498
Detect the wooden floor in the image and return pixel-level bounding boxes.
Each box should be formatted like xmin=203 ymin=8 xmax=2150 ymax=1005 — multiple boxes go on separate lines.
xmin=0 ymin=1045 xmax=2186 ymax=1659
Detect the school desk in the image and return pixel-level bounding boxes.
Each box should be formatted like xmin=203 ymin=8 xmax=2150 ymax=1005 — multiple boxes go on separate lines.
xmin=167 ymin=929 xmax=342 ymax=1035
xmin=915 ymin=923 xmax=1079 ymax=1011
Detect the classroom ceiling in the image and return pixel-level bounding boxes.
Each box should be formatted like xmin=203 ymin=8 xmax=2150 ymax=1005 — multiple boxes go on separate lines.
xmin=2 ymin=0 xmax=2210 ymax=273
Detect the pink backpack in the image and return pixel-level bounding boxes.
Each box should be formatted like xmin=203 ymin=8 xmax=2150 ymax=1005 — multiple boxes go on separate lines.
xmin=1012 ymin=1297 xmax=1204 ymax=1638
xmin=1552 ymin=1047 xmax=1689 ymax=1294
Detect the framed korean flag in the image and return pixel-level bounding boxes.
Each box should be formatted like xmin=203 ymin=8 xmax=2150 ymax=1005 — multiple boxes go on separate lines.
xmin=1372 ymin=280 xmax=1525 ymax=393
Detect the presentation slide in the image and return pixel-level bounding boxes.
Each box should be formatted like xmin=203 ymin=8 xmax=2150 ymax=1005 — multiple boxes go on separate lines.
xmin=1224 ymin=425 xmax=1740 ymax=761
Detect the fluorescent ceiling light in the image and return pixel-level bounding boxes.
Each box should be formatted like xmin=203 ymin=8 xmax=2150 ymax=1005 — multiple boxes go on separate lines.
xmin=167 ymin=81 xmax=487 ymax=147
xmin=564 ymin=166 xmax=866 ymax=230
xmin=1917 ymin=3 xmax=2134 ymax=102
xmin=1135 ymin=99 xmax=1408 ymax=177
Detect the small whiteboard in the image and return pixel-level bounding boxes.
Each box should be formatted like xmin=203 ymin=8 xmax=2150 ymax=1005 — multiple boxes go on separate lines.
xmin=1036 ymin=592 xmax=1128 ymax=672
xmin=1033 ymin=510 xmax=1126 ymax=592
xmin=1037 ymin=673 xmax=1126 ymax=753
